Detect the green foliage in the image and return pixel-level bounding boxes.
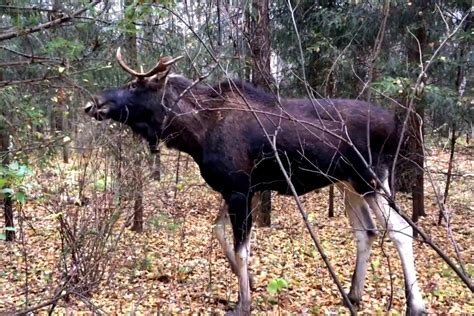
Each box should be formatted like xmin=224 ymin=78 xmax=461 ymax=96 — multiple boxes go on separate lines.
xmin=271 ymin=0 xmax=472 ymax=135
xmin=373 ymin=75 xmax=472 ymax=131
xmin=137 ymin=254 xmax=154 ymax=272
xmin=0 ymin=226 xmax=16 ymax=241
xmin=150 ymin=214 xmax=182 ymax=232
xmin=0 ymin=161 xmax=31 ymax=204
xmin=267 ymin=277 xmax=289 ymax=295
xmin=372 ymin=76 xmax=414 ymax=99
xmin=95 ymin=178 xmax=107 ymax=192
xmin=44 ymin=37 xmax=85 ymax=59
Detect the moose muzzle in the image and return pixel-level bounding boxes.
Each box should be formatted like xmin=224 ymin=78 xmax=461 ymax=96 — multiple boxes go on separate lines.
xmin=84 ymin=97 xmax=111 ymax=121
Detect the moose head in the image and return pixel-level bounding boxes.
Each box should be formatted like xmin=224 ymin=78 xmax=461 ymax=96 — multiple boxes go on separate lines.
xmin=84 ymin=48 xmax=182 ymax=151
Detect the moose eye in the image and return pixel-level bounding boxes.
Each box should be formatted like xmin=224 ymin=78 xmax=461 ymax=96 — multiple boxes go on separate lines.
xmin=129 ymin=82 xmax=137 ymax=90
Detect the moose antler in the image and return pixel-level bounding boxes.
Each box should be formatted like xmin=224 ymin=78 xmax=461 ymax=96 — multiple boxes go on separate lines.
xmin=116 ymin=47 xmax=182 ymax=78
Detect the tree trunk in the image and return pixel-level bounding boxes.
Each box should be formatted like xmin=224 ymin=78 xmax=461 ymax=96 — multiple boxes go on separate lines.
xmin=130 ymin=170 xmax=144 ymax=233
xmin=4 ymin=198 xmax=14 ymax=242
xmin=247 ymin=0 xmax=273 ymax=227
xmin=406 ymin=8 xmax=428 ymax=223
xmin=52 ymin=88 xmax=69 ymax=163
xmin=49 ymin=0 xmax=69 ymax=163
xmin=364 ymin=0 xmax=389 ymax=102
xmin=1 ymin=128 xmax=15 ymax=242
xmin=0 ymin=69 xmax=15 ymax=242
xmin=217 ymin=0 xmax=222 ymax=47
xmin=248 ymin=0 xmax=272 ymax=88
xmin=328 ymin=185 xmax=335 ymax=218
xmin=410 ymin=107 xmax=426 ymax=226
xmin=142 ymin=4 xmax=161 ymax=180
xmin=439 ymin=24 xmax=468 ymax=224
xmin=124 ymin=0 xmax=144 ymax=232
xmin=325 ymin=70 xmax=336 ymax=218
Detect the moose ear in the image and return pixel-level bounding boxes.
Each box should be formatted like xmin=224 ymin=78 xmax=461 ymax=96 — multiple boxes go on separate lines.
xmin=150 ymin=69 xmax=170 ymax=84
xmin=149 ymin=56 xmax=173 ymax=83
xmin=148 ymin=55 xmax=182 ymax=86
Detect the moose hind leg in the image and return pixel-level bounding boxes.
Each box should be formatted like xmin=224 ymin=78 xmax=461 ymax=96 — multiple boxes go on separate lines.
xmin=344 ymin=186 xmax=378 ymax=307
xmin=227 ymin=193 xmax=253 ymax=315
xmin=365 ymin=179 xmax=426 ymax=315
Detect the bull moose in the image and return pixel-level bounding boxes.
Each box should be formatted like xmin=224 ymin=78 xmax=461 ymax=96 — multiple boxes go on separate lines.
xmin=84 ymin=49 xmax=426 ymax=315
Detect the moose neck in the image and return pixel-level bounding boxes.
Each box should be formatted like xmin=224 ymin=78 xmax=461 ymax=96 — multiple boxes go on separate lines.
xmin=159 ymin=76 xmax=215 ymax=162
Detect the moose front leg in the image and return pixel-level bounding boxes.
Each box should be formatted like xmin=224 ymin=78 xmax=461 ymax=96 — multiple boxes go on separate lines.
xmin=213 ymin=201 xmax=255 ymax=290
xmin=214 ymin=202 xmax=238 ymax=272
xmin=226 ymin=193 xmax=253 ymax=315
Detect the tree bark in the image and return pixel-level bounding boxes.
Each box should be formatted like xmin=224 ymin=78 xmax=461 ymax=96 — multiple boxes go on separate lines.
xmin=247 ymin=0 xmax=273 ymax=227
xmin=328 ymin=185 xmax=334 ymax=218
xmin=4 ymin=198 xmax=14 ymax=241
xmin=411 ymin=113 xmax=425 ymax=225
xmin=142 ymin=4 xmax=161 ymax=180
xmin=217 ymin=0 xmax=222 ymax=47
xmin=365 ymin=0 xmax=389 ymax=102
xmin=1 ymin=127 xmax=15 ymax=242
xmin=325 ymin=68 xmax=336 ymax=218
xmin=0 ymin=68 xmax=15 ymax=242
xmin=51 ymin=88 xmax=69 ymax=163
xmin=130 ymin=171 xmax=144 ymax=233
xmin=406 ymin=6 xmax=428 ymax=223
xmin=124 ymin=0 xmax=144 ymax=233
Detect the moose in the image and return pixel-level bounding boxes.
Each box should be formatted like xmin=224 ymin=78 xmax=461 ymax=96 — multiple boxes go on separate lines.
xmin=84 ymin=49 xmax=426 ymax=315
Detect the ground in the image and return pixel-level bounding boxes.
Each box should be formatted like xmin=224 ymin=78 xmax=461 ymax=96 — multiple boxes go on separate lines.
xmin=0 ymin=146 xmax=473 ymax=315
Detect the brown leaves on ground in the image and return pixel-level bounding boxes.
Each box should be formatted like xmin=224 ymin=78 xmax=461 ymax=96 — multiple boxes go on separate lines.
xmin=0 ymin=148 xmax=473 ymax=314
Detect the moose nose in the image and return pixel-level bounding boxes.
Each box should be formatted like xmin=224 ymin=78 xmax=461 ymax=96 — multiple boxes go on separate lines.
xmin=84 ymin=96 xmax=102 ymax=114
xmin=84 ymin=101 xmax=95 ymax=114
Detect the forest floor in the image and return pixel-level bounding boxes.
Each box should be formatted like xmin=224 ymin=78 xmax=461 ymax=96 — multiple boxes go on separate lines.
xmin=0 ymin=146 xmax=473 ymax=315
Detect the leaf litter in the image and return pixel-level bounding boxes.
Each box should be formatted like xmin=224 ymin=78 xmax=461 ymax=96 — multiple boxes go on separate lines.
xmin=0 ymin=148 xmax=472 ymax=314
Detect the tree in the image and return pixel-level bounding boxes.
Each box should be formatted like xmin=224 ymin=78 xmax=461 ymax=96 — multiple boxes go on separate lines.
xmin=124 ymin=0 xmax=144 ymax=233
xmin=0 ymin=69 xmax=14 ymax=242
xmin=247 ymin=0 xmax=273 ymax=227
xmin=405 ymin=1 xmax=429 ymax=223
xmin=0 ymin=1 xmax=473 ymax=313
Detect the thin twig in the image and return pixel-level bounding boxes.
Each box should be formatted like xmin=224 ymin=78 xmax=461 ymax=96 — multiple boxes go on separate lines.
xmin=0 ymin=0 xmax=102 ymax=41
xmin=270 ymin=135 xmax=357 ymax=315
xmin=390 ymin=11 xmax=470 ymax=197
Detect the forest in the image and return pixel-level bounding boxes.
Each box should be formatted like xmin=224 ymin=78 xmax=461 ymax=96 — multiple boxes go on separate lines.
xmin=0 ymin=0 xmax=472 ymax=314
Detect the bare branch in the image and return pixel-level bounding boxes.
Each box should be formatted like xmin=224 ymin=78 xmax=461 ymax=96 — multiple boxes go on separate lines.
xmin=0 ymin=0 xmax=102 ymax=42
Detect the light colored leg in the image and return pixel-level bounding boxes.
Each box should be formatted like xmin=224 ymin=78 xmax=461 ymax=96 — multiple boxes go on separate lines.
xmin=234 ymin=239 xmax=251 ymax=315
xmin=213 ymin=202 xmax=238 ymax=273
xmin=365 ymin=179 xmax=426 ymax=315
xmin=213 ymin=202 xmax=255 ymax=290
xmin=343 ymin=185 xmax=378 ymax=306
xmin=226 ymin=193 xmax=253 ymax=315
